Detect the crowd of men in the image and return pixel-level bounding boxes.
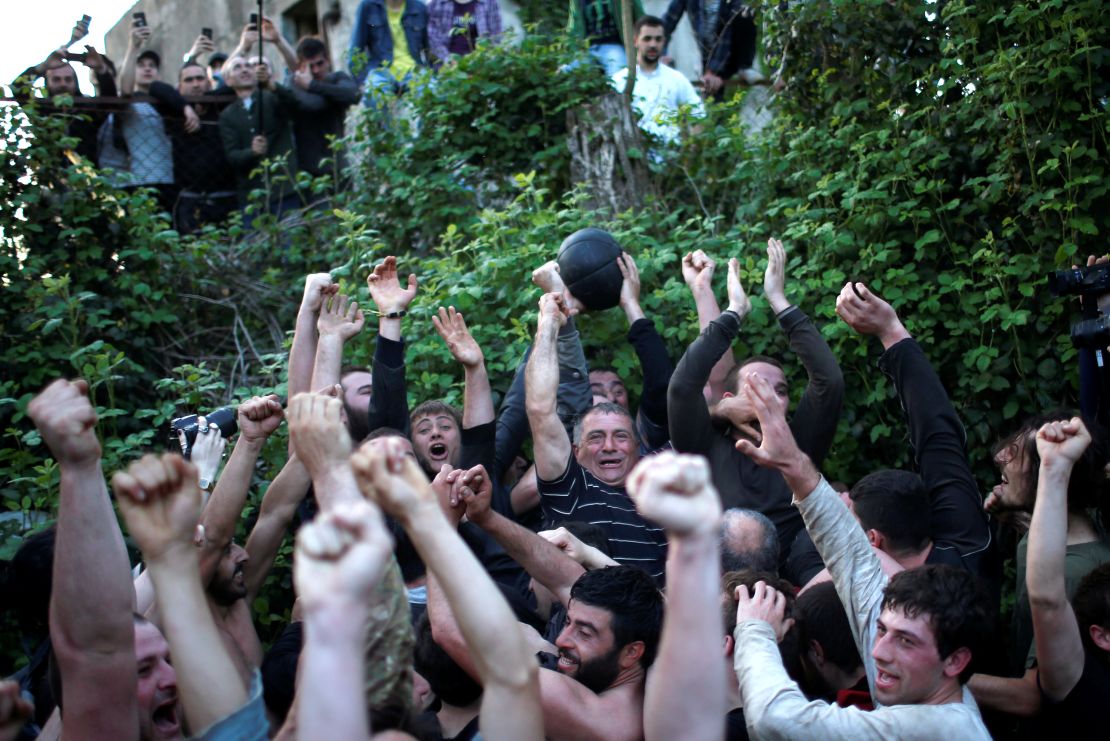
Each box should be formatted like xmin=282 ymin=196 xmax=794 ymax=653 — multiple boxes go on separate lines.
xmin=11 ymin=2 xmax=763 ymax=232
xmin=2 ymin=238 xmax=1107 ymax=740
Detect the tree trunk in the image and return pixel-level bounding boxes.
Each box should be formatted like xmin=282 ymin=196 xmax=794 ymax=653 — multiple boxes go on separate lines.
xmin=566 ymin=91 xmax=654 ymax=214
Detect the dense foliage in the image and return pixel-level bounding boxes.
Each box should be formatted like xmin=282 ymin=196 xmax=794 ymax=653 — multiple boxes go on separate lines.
xmin=1 ymin=0 xmax=1106 ymax=671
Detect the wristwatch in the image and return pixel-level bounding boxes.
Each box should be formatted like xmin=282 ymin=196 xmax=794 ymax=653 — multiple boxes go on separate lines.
xmin=198 ymin=477 xmax=214 ymax=492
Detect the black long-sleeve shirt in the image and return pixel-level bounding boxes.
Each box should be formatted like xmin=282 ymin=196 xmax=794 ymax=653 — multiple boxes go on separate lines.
xmin=668 ymin=307 xmax=845 ymax=563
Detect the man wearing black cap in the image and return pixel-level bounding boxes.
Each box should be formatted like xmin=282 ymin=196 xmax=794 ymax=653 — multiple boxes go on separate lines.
xmin=119 ymin=18 xmax=197 ymax=213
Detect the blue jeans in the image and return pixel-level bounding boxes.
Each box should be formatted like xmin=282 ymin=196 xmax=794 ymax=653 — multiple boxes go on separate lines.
xmin=363 ymin=67 xmax=419 ymax=107
xmin=589 ymin=43 xmax=627 ymax=76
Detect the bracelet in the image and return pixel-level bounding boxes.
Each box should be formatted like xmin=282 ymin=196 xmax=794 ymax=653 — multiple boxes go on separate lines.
xmin=379 ymin=310 xmax=406 ymax=319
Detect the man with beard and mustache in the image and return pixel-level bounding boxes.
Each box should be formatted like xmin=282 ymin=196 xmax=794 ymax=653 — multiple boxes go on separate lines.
xmin=611 ymin=15 xmax=704 ymax=144
xmin=435 ymin=461 xmax=664 ymax=740
xmin=527 ymin=292 xmax=669 ymax=583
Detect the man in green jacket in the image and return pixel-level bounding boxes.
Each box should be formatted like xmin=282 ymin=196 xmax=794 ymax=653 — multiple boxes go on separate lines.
xmin=567 ymin=0 xmax=644 ymax=75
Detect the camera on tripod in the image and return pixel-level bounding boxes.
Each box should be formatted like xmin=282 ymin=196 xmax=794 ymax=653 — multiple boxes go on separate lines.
xmin=1048 ymin=262 xmax=1110 ymax=349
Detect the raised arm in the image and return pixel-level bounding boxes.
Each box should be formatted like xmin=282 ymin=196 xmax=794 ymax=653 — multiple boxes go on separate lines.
xmin=261 ymin=16 xmax=299 ymax=71
xmin=243 ymin=455 xmax=312 ymax=603
xmin=28 ymin=380 xmax=138 ymax=741
xmin=618 ymin=253 xmax=674 ymax=446
xmin=119 ymin=21 xmax=151 ymax=95
xmin=310 ymin=293 xmax=364 ymax=391
xmin=682 ymin=250 xmax=734 ymax=402
xmin=114 ymin=454 xmax=250 ymax=733
xmin=837 ymin=281 xmax=989 ymax=565
xmin=458 ymin=466 xmax=586 ymax=605
xmin=289 ymin=273 xmax=338 ymax=400
xmin=629 ymin=453 xmax=726 ymax=741
xmin=365 ymin=256 xmax=418 ymax=434
xmin=433 ymin=306 xmax=494 ymax=428
xmin=1027 ymin=418 xmax=1089 ymax=700
xmin=736 ymin=373 xmax=886 ymax=658
xmin=352 ymin=446 xmax=543 ymax=741
xmin=198 ymin=395 xmax=284 ymax=584
xmin=668 ymin=257 xmax=751 ymax=454
xmin=294 ymin=501 xmax=393 ymax=741
xmin=767 ymin=239 xmax=844 ymax=465
xmin=287 ymin=390 xmax=360 ymax=512
xmin=526 ymin=292 xmax=576 ymax=481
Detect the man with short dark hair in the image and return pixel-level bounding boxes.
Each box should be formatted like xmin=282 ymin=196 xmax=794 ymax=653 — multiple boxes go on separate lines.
xmin=728 ymin=372 xmax=992 ymax=737
xmin=119 ymin=20 xmax=196 ymax=212
xmin=263 ymin=25 xmax=359 ymax=177
xmin=668 ymin=239 xmax=844 ymax=583
xmin=612 ymin=15 xmax=704 ymax=143
xmin=11 ymin=43 xmax=118 ymax=164
xmin=171 ymin=61 xmax=237 ymax=233
xmin=528 ymin=292 xmax=669 ymax=581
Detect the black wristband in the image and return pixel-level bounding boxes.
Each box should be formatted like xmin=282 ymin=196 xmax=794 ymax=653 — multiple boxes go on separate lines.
xmin=381 ymin=310 xmax=406 ymax=319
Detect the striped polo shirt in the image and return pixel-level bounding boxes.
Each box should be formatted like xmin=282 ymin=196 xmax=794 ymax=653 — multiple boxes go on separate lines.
xmin=538 ymin=457 xmax=669 ymax=583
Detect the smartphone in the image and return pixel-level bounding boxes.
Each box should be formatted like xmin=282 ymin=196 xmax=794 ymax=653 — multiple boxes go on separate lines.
xmin=133 ymin=11 xmax=147 ymax=28
xmin=202 ymin=27 xmax=213 ymax=40
xmin=249 ymin=13 xmax=258 ymax=27
xmin=65 ymin=51 xmax=88 ymax=64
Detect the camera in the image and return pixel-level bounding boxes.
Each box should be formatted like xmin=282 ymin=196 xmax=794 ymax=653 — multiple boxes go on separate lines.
xmin=170 ymin=407 xmax=237 ymax=459
xmin=1047 ymin=262 xmax=1110 ymax=297
xmin=133 ymin=12 xmax=147 ymax=28
xmin=65 ymin=51 xmax=88 ymax=64
xmin=1071 ymin=316 xmax=1110 ymax=350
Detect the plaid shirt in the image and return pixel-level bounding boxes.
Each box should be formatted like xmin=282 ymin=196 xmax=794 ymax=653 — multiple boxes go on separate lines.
xmin=427 ymin=0 xmax=502 ymax=64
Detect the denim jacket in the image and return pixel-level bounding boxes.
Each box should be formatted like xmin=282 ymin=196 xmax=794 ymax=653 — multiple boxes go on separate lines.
xmin=348 ymin=0 xmax=430 ymax=84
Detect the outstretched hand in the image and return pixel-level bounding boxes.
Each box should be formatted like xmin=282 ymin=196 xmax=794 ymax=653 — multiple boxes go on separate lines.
xmin=540 ymin=527 xmax=619 ymax=569
xmin=834 ymin=282 xmax=909 ymax=348
xmin=366 ymin=256 xmax=418 ymax=315
xmin=238 ymin=394 xmax=284 ymax=443
xmin=186 ymin=415 xmax=226 ymax=485
xmin=763 ymin=238 xmax=789 ymax=313
xmin=681 ymin=249 xmax=716 ymax=293
xmin=27 ymin=379 xmax=101 ymax=467
xmin=433 ymin=307 xmax=484 ymax=368
xmin=1035 ymin=417 xmax=1091 ymax=472
xmin=617 ymin=252 xmax=643 ymax=314
xmin=350 ymin=436 xmax=437 ymax=523
xmin=627 ymin=452 xmax=722 ymax=538
xmin=287 ymin=391 xmax=352 ymax=481
xmin=735 ymin=581 xmax=795 ymax=642
xmin=725 ymin=258 xmax=751 ymax=319
xmin=113 ymin=453 xmax=202 ymax=563
xmin=294 ymin=501 xmax=392 ymax=612
xmin=733 ymin=373 xmax=819 ymax=497
xmin=317 ymin=293 xmax=365 ymax=341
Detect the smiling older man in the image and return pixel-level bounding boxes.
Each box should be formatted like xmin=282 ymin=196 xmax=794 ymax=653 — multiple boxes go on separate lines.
xmin=526 ymin=292 xmax=668 ymax=583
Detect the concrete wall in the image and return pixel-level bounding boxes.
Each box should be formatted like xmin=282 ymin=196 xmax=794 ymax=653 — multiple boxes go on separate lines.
xmin=105 ymin=1 xmax=704 ymax=87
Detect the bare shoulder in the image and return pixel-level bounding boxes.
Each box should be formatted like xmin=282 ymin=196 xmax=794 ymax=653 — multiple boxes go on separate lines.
xmin=539 ymin=670 xmax=644 ymax=741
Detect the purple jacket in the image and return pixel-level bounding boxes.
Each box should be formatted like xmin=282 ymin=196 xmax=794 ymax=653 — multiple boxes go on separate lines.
xmin=426 ymin=0 xmax=502 ymax=64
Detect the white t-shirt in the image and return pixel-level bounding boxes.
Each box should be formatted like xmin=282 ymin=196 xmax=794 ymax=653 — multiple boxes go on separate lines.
xmin=611 ymin=63 xmax=706 ymax=143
